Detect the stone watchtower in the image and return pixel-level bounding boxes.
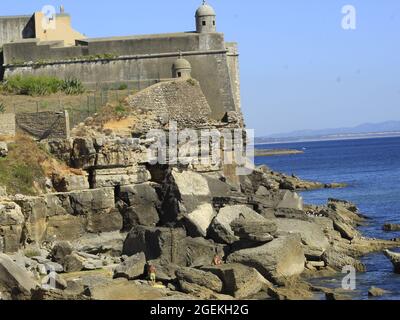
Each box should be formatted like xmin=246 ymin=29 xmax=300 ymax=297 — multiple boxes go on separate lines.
xmin=173 ymin=57 xmax=192 ymax=79
xmin=195 ymin=1 xmax=216 ymax=33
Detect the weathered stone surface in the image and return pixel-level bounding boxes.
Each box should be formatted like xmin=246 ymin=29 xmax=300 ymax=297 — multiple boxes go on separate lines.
xmin=72 ymin=231 xmax=125 ymax=256
xmin=231 ymin=217 xmax=277 ymax=243
xmin=51 ymin=241 xmax=73 ymax=264
xmin=123 ymin=226 xmax=187 ymax=264
xmin=227 ymin=235 xmax=306 ymax=283
xmin=0 ymin=202 xmax=26 ymax=253
xmin=0 ymin=202 xmax=24 ymax=226
xmin=86 ymin=208 xmax=123 ymax=233
xmin=202 ymin=263 xmax=272 ymax=299
xmin=175 ymin=267 xmax=223 ymax=293
xmin=277 ymin=191 xmax=304 ymax=210
xmin=185 ymin=203 xmax=216 ymax=237
xmin=71 ymin=137 xmax=97 ymax=169
xmin=322 ymin=249 xmax=366 ymax=272
xmin=52 ymin=174 xmax=90 ymax=192
xmin=15 ymin=197 xmax=47 ymax=244
xmin=93 ymin=166 xmax=151 ymax=188
xmin=208 ymin=205 xmax=267 ymax=244
xmin=274 ymin=218 xmax=329 ymax=258
xmin=63 ymin=252 xmax=85 ymax=273
xmin=123 ymin=225 xmax=222 ymax=267
xmin=69 ymin=188 xmax=115 ymax=215
xmin=171 ymin=169 xmax=211 ymax=212
xmin=0 ymin=253 xmax=38 ymax=299
xmin=177 ymin=280 xmax=233 ymax=300
xmin=46 ymin=215 xmax=86 ymax=241
xmin=114 ymin=252 xmax=146 ymax=280
xmin=383 ymin=249 xmax=400 ymax=273
xmin=117 ymin=183 xmax=160 ymax=229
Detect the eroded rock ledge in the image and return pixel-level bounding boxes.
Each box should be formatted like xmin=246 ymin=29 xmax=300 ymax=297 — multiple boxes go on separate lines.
xmin=0 ymin=80 xmax=397 ymax=300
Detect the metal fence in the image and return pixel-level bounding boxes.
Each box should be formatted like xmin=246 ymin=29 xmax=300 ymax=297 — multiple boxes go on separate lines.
xmin=2 ymin=88 xmax=138 ymax=129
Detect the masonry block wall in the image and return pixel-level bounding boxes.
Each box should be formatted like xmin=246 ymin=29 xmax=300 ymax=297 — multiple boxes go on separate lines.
xmin=15 ymin=111 xmax=70 ymax=140
xmin=0 ymin=114 xmax=16 ymax=136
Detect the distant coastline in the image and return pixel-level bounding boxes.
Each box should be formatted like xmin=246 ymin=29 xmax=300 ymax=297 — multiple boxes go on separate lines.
xmin=255 ymin=132 xmax=400 ymax=145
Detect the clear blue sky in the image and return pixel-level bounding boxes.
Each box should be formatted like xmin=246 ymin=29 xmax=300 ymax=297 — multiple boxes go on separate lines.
xmin=3 ymin=0 xmax=400 ymax=135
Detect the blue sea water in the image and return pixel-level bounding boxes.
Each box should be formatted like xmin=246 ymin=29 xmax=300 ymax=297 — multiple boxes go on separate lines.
xmin=255 ymin=136 xmax=400 ymax=300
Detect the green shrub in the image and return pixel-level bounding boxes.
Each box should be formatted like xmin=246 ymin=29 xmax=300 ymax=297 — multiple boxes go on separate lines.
xmin=118 ymin=83 xmax=128 ymax=90
xmin=0 ymin=103 xmax=5 ymax=114
xmin=0 ymin=75 xmax=85 ymax=96
xmin=115 ymin=103 xmax=126 ymax=114
xmin=60 ymin=78 xmax=85 ymax=95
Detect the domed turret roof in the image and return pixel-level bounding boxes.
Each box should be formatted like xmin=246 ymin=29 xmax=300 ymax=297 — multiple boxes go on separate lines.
xmin=195 ymin=2 xmax=216 ymax=17
xmin=173 ymin=58 xmax=192 ymax=70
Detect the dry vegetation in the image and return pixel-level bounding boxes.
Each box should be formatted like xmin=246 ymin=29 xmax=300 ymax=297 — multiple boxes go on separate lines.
xmin=0 ymin=135 xmax=82 ymax=195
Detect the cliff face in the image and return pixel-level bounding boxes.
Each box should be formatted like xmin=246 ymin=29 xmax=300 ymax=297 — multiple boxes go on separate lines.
xmin=0 ymin=80 xmax=398 ymax=300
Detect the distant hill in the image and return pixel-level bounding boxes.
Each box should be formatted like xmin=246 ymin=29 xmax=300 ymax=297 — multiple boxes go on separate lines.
xmin=256 ymin=121 xmax=400 ymax=144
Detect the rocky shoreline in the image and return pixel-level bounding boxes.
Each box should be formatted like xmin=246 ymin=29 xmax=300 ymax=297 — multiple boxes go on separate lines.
xmin=0 ymin=81 xmax=398 ymax=301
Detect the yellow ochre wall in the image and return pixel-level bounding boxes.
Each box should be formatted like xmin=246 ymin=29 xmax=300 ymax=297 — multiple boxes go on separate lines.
xmin=34 ymin=12 xmax=85 ymax=46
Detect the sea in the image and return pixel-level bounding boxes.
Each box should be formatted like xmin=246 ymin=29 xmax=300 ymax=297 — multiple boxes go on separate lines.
xmin=255 ymin=136 xmax=400 ymax=300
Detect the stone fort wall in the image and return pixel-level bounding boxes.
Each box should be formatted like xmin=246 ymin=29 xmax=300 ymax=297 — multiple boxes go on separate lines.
xmin=2 ymin=33 xmax=240 ymax=121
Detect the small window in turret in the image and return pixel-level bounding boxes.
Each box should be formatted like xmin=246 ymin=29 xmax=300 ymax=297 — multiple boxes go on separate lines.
xmin=178 ymin=72 xmax=182 ymax=77
xmin=202 ymin=21 xmax=206 ymax=26
xmin=213 ymin=21 xmax=215 ymax=26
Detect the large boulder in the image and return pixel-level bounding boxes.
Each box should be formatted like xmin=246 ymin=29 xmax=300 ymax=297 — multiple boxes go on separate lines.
xmin=208 ymin=205 xmax=273 ymax=244
xmin=383 ymin=250 xmax=400 ymax=273
xmin=171 ymin=169 xmax=211 ymax=213
xmin=69 ymin=188 xmax=115 ymax=215
xmin=175 ymin=267 xmax=223 ymax=293
xmin=113 ymin=252 xmax=146 ymax=280
xmin=123 ymin=225 xmax=222 ymax=267
xmin=227 ymin=235 xmax=306 ymax=283
xmin=51 ymin=241 xmax=74 ymax=264
xmin=184 ymin=203 xmax=216 ymax=237
xmin=0 ymin=253 xmax=38 ymax=299
xmin=274 ymin=218 xmax=330 ymax=258
xmin=15 ymin=197 xmax=48 ymax=244
xmin=231 ymin=217 xmax=277 ymax=243
xmin=117 ymin=183 xmax=160 ymax=229
xmin=322 ymin=249 xmax=366 ymax=272
xmin=202 ymin=263 xmax=272 ymax=299
xmin=123 ymin=226 xmax=186 ymax=264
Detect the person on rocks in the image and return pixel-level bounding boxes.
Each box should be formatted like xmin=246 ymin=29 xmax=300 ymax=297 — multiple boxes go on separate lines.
xmin=213 ymin=254 xmax=223 ymax=266
xmin=148 ymin=265 xmax=156 ymax=285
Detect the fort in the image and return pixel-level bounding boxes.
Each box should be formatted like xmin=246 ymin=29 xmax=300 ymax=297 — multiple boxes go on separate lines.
xmin=0 ymin=1 xmax=241 ymax=121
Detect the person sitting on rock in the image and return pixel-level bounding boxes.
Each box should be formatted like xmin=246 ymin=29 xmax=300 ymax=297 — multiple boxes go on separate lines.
xmin=213 ymin=255 xmax=223 ymax=266
xmin=148 ymin=265 xmax=156 ymax=285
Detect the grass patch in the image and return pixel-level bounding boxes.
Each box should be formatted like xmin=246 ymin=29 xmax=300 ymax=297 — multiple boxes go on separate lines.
xmin=0 ymin=75 xmax=85 ymax=96
xmin=0 ymin=135 xmax=51 ymax=195
xmin=118 ymin=83 xmax=128 ymax=90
